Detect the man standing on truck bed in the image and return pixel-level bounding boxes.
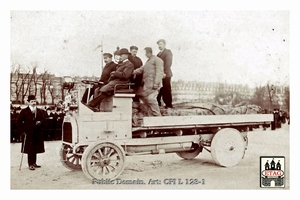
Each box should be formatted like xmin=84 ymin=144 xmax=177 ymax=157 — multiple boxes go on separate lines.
xmin=87 ymin=48 xmax=134 ymax=111
xmin=156 ymin=39 xmax=173 ymax=109
xmin=133 ymin=47 xmax=164 ymax=116
xmin=128 ymin=45 xmax=143 ymax=102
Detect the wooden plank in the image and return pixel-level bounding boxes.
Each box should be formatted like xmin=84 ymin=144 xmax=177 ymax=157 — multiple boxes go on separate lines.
xmin=142 ymin=114 xmax=273 ymax=127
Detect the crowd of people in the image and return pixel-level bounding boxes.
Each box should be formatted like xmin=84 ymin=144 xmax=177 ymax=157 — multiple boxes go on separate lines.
xmin=10 ymin=104 xmax=65 ymax=143
xmin=82 ymin=39 xmax=174 ymax=116
xmin=272 ymin=109 xmax=290 ymax=128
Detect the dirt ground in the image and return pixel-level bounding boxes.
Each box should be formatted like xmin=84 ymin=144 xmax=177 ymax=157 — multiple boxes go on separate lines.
xmin=10 ymin=124 xmax=289 ymax=190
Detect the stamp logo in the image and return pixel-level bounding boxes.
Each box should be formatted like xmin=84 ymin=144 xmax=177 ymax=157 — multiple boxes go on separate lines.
xmin=260 ymin=156 xmax=285 ymax=188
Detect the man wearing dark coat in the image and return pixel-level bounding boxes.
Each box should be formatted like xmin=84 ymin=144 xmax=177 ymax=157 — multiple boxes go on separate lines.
xmin=156 ymin=39 xmax=173 ymax=108
xmin=81 ymin=53 xmax=117 ymax=103
xmin=128 ymin=46 xmax=143 ymax=70
xmin=16 ymin=95 xmax=46 ymax=170
xmin=128 ymin=46 xmax=143 ymax=102
xmin=87 ymin=48 xmax=134 ymax=111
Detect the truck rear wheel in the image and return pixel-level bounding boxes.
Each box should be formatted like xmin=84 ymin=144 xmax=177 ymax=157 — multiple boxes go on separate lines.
xmin=60 ymin=144 xmax=82 ymax=170
xmin=211 ymin=128 xmax=245 ymax=167
xmin=176 ymin=143 xmax=203 ymax=160
xmin=82 ymin=142 xmax=126 ymax=180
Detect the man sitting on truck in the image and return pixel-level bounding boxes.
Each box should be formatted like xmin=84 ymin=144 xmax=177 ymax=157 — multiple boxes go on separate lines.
xmin=132 ymin=47 xmax=164 ymax=116
xmin=81 ymin=53 xmax=117 ymax=104
xmin=87 ymin=48 xmax=134 ymax=112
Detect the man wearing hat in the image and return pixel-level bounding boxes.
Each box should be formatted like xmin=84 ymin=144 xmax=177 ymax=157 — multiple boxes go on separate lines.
xmin=81 ymin=53 xmax=117 ymax=103
xmin=113 ymin=47 xmax=121 ymax=64
xmin=16 ymin=95 xmax=46 ymax=170
xmin=87 ymin=48 xmax=134 ymax=111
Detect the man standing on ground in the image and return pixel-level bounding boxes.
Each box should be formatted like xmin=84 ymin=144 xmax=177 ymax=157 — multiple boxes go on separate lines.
xmin=128 ymin=45 xmax=143 ymax=102
xmin=156 ymin=39 xmax=173 ymax=108
xmin=16 ymin=95 xmax=45 ymax=170
xmin=133 ymin=47 xmax=164 ymax=116
xmin=81 ymin=53 xmax=117 ymax=103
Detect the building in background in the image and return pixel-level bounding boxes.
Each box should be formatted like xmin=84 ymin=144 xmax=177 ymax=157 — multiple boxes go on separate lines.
xmin=10 ymin=73 xmax=288 ymax=112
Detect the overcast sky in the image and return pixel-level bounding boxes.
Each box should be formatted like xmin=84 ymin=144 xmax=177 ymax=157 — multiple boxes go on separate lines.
xmin=10 ymin=10 xmax=289 ymax=87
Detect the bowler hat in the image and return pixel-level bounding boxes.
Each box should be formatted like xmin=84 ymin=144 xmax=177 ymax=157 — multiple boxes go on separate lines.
xmin=27 ymin=95 xmax=36 ymax=102
xmin=119 ymin=48 xmax=131 ymax=55
xmin=114 ymin=50 xmax=120 ymax=56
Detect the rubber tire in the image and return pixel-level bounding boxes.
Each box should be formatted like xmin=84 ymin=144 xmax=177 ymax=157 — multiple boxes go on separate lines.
xmin=176 ymin=144 xmax=203 ymax=160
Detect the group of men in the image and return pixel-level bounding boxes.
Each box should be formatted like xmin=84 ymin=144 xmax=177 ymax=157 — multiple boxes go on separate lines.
xmin=15 ymin=39 xmax=174 ymax=171
xmin=81 ymin=39 xmax=174 ymax=116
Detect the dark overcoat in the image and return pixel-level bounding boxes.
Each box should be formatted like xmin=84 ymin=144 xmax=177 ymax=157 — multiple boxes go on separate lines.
xmin=100 ymin=60 xmax=134 ymax=95
xmin=157 ymin=48 xmax=173 ymax=78
xmin=16 ymin=107 xmax=45 ymax=154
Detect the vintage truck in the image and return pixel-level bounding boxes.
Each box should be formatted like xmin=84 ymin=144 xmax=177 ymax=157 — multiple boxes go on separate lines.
xmin=60 ymin=80 xmax=273 ymax=180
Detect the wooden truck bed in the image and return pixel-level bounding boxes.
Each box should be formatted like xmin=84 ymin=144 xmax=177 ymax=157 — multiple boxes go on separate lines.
xmin=132 ymin=114 xmax=273 ymax=132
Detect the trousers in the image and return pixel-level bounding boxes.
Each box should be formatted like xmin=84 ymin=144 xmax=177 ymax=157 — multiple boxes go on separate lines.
xmin=157 ymin=77 xmax=173 ymax=107
xmin=139 ymin=90 xmax=161 ymax=116
xmin=81 ymin=86 xmax=96 ymax=103
xmin=88 ymin=92 xmax=109 ymax=107
xmin=28 ymin=153 xmax=37 ymax=166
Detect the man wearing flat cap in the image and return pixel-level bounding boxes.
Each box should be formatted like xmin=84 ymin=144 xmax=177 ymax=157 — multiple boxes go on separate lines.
xmin=81 ymin=53 xmax=117 ymax=103
xmin=16 ymin=95 xmax=46 ymax=170
xmin=87 ymin=48 xmax=134 ymax=111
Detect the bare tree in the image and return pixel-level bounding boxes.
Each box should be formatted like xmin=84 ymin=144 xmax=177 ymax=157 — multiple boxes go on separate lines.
xmin=48 ymin=75 xmax=56 ymax=105
xmin=250 ymin=85 xmax=267 ymax=109
xmin=31 ymin=65 xmax=43 ymax=97
xmin=23 ymin=66 xmax=36 ymax=102
xmin=284 ymin=86 xmax=290 ymax=112
xmin=39 ymin=69 xmax=49 ymax=104
xmin=60 ymin=77 xmax=65 ymax=101
xmin=10 ymin=64 xmax=23 ymax=103
xmin=19 ymin=67 xmax=33 ymax=104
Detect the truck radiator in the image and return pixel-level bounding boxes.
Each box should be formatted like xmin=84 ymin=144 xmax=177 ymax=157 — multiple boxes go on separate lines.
xmin=62 ymin=122 xmax=72 ymax=143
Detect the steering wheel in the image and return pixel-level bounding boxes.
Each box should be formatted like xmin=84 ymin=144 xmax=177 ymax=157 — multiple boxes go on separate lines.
xmin=81 ymin=80 xmax=104 ymax=85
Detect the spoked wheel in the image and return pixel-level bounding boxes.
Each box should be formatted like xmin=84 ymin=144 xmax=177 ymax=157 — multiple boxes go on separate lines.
xmin=176 ymin=143 xmax=203 ymax=160
xmin=211 ymin=128 xmax=245 ymax=167
xmin=60 ymin=144 xmax=82 ymax=170
xmin=82 ymin=142 xmax=126 ymax=180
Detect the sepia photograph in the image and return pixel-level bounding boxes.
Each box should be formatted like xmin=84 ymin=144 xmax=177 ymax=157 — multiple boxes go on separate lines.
xmin=9 ymin=9 xmax=290 ymax=190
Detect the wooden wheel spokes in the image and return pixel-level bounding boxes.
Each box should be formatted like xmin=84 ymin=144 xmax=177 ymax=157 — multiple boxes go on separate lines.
xmin=97 ymin=149 xmax=104 ymax=159
xmin=60 ymin=144 xmax=82 ymax=170
xmin=82 ymin=142 xmax=126 ymax=180
xmin=90 ymin=146 xmax=120 ymax=176
xmin=66 ymin=152 xmax=81 ymax=166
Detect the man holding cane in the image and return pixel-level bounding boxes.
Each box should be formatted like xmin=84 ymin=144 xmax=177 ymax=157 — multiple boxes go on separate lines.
xmin=17 ymin=95 xmax=45 ymax=170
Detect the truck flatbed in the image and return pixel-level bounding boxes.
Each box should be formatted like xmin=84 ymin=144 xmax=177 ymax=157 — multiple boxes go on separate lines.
xmin=132 ymin=114 xmax=273 ymax=132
